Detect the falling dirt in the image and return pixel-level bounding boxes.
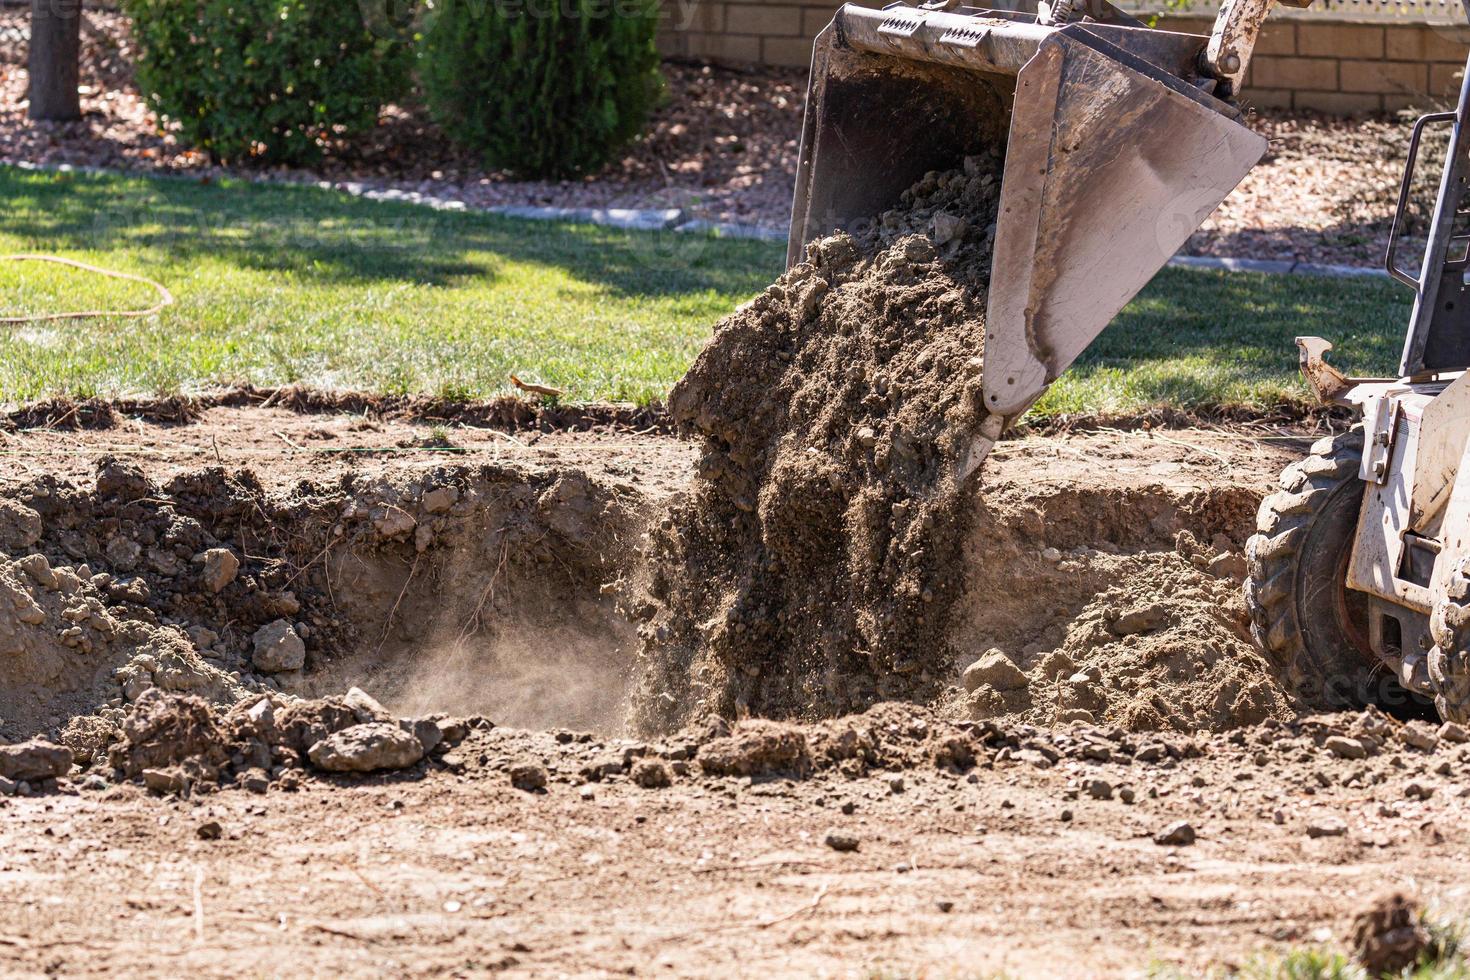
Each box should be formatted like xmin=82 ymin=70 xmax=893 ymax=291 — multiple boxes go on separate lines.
xmin=634 ymin=155 xmax=1005 ymax=733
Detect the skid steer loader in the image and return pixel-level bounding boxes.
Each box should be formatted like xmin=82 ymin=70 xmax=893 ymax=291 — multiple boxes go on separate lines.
xmin=789 ymin=0 xmax=1470 ymax=723
xmin=1247 ymin=46 xmax=1470 ymax=726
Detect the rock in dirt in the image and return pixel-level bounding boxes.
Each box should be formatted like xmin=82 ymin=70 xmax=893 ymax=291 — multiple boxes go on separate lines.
xmin=0 ymin=499 xmax=42 ymax=553
xmin=403 ymin=718 xmax=442 ymax=755
xmin=199 ymin=548 xmax=239 ymax=594
xmin=197 ymin=820 xmax=223 ymax=841
xmin=0 ymin=738 xmax=72 ymax=781
xmin=1111 ymin=603 xmax=1168 ymax=636
xmin=1440 ymin=722 xmax=1469 ymax=744
xmin=344 ymin=687 xmax=394 ymax=724
xmin=697 ymin=720 xmax=812 ymax=777
xmin=1399 ymin=723 xmax=1439 ymax=752
xmin=510 ymin=763 xmax=549 ymax=792
xmin=421 ymin=486 xmax=459 ymax=514
xmin=240 ymin=769 xmax=270 ymax=794
xmin=962 ymin=650 xmax=1028 ymax=693
xmin=630 ymin=758 xmax=673 ymax=789
xmin=142 ymin=767 xmax=189 ymax=795
xmin=251 ymin=620 xmax=305 ymax=674
xmin=1154 ymin=821 xmax=1196 ymax=847
xmin=633 ymin=156 xmax=1005 ymax=733
xmin=823 ymin=829 xmax=860 ymax=852
xmin=433 ymin=716 xmax=469 ymax=748
xmin=1349 ymin=892 xmax=1431 ymax=975
xmin=307 ymin=723 xmax=425 ymax=773
xmin=1326 ymin=735 xmax=1368 ymax=760
xmin=1307 ymin=816 xmax=1348 ymax=838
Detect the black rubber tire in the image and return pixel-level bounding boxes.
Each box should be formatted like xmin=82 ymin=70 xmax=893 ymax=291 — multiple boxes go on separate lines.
xmin=1245 ymin=427 xmax=1376 ymax=709
xmin=1429 ymin=556 xmax=1470 ymax=725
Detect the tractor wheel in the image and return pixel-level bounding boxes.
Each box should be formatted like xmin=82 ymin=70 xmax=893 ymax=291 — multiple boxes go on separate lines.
xmin=1429 ymin=556 xmax=1470 ymax=725
xmin=1245 ymin=427 xmax=1376 ymax=709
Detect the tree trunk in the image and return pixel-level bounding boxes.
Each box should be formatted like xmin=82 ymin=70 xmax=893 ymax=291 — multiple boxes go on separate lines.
xmin=28 ymin=0 xmax=82 ymax=122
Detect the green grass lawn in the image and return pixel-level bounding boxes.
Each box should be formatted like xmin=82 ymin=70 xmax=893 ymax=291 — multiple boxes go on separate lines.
xmin=0 ymin=166 xmax=1413 ymax=417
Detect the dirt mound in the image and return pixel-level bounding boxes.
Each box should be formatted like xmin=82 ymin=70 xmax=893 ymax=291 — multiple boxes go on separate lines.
xmin=633 ymin=156 xmax=1005 ymax=733
xmin=957 ymin=533 xmax=1298 ymax=733
xmin=0 ymin=545 xmax=243 ymax=741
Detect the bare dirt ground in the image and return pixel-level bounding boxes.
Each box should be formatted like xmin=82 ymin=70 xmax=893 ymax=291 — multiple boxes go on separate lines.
xmin=0 ymin=9 xmax=1435 ymax=263
xmin=5 ymin=407 xmax=1470 ymax=977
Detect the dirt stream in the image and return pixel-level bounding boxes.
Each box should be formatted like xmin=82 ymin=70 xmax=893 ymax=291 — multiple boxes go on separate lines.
xmin=636 ymin=154 xmax=1004 ymax=732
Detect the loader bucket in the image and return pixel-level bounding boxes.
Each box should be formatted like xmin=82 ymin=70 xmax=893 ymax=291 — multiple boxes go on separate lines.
xmin=789 ymin=2 xmax=1267 ymax=419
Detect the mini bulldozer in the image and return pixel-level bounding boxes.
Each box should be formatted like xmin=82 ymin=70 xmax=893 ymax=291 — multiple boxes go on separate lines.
xmin=788 ymin=0 xmax=1470 ymax=721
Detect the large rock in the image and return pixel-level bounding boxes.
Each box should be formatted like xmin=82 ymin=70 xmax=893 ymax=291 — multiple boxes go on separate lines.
xmin=961 ymin=649 xmax=1028 ymax=693
xmin=307 ymin=723 xmax=425 ymax=773
xmin=200 ymin=548 xmax=240 ymax=594
xmin=252 ymin=619 xmax=306 ymax=673
xmin=0 ymin=738 xmax=73 ymax=781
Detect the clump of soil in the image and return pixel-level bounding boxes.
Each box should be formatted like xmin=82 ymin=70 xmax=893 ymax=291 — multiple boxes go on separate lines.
xmin=1349 ymin=892 xmax=1432 ymax=975
xmin=959 ymin=535 xmax=1299 ymax=733
xmin=95 ymin=686 xmax=473 ymax=794
xmin=633 ymin=155 xmax=1005 ymax=733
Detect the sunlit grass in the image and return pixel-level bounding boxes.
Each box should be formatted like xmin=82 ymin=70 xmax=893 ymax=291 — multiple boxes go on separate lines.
xmin=0 ymin=167 xmax=781 ymax=405
xmin=0 ymin=166 xmax=1411 ymax=415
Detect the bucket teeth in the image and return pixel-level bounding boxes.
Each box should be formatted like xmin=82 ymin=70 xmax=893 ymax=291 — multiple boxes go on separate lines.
xmin=938 ymin=25 xmax=990 ymax=48
xmin=877 ymin=12 xmax=926 ymax=37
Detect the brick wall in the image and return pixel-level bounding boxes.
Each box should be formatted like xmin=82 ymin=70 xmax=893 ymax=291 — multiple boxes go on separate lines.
xmin=657 ymin=2 xmax=1470 ymax=115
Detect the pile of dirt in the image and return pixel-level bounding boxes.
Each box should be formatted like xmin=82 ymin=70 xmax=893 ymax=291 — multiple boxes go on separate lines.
xmin=958 ymin=536 xmax=1299 ymax=733
xmin=632 ymin=155 xmax=1005 ymax=733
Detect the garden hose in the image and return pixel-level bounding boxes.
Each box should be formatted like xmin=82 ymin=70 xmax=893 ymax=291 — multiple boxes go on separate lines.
xmin=0 ymin=254 xmax=174 ymax=323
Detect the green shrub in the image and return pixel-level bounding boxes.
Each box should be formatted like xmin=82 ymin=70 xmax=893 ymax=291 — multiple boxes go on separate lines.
xmin=124 ymin=0 xmax=412 ymax=165
xmin=419 ymin=0 xmax=663 ymax=179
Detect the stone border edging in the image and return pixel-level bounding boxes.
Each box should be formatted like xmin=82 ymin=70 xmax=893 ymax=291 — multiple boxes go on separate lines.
xmin=1165 ymin=253 xmax=1390 ymax=280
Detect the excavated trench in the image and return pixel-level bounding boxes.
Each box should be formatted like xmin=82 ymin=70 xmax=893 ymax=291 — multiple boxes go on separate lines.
xmin=0 ymin=445 xmax=1295 ymax=771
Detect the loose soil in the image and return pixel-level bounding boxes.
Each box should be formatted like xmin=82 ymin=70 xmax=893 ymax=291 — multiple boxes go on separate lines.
xmin=0 ymin=9 xmax=1434 ymax=263
xmin=636 ymin=156 xmax=1003 ymax=732
xmin=4 ymin=405 xmax=1470 ymax=977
